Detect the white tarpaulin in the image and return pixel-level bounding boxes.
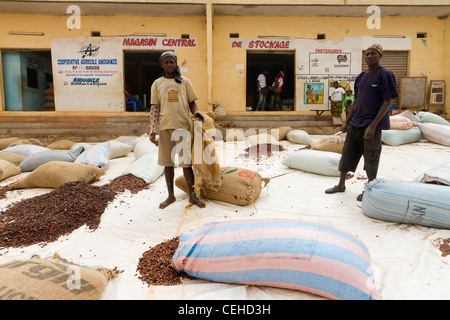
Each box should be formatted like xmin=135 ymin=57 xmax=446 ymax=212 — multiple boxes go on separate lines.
xmin=0 ymin=135 xmax=449 ymax=300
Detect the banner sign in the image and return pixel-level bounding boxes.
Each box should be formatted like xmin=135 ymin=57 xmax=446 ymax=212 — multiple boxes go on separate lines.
xmin=231 ymin=38 xmax=294 ymax=50
xmin=122 ymin=37 xmax=197 ymax=49
xmin=52 ymin=38 xmax=124 ymax=111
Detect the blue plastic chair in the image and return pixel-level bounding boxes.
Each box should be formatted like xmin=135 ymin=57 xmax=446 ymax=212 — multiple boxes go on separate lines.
xmin=126 ymin=100 xmax=137 ymax=112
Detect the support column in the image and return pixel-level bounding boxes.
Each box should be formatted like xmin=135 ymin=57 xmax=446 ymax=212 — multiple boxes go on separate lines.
xmin=206 ymin=1 xmax=213 ymax=103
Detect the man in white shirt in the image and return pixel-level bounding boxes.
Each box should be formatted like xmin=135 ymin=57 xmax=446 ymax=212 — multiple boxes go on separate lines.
xmin=256 ymin=70 xmax=268 ymax=111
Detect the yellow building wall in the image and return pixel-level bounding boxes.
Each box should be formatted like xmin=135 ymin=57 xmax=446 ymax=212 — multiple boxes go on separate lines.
xmin=212 ymin=15 xmax=449 ymax=114
xmin=0 ymin=12 xmax=449 ymax=115
xmin=0 ymin=13 xmax=208 ymax=110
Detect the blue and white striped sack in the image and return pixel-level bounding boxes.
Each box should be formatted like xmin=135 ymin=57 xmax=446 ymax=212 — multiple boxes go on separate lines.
xmin=362 ymin=178 xmax=450 ymax=229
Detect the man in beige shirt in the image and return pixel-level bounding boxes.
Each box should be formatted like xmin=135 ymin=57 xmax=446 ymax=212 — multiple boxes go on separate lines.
xmin=149 ymin=51 xmax=205 ymax=209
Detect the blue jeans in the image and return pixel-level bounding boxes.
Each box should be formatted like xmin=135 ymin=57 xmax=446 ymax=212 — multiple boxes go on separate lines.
xmin=256 ymin=91 xmax=266 ymax=111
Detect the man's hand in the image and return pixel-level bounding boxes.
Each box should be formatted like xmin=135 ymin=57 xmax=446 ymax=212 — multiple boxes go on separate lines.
xmin=364 ymin=124 xmax=376 ymax=139
xmin=341 ymin=121 xmax=350 ymax=133
xmin=149 ymin=132 xmax=159 ymax=146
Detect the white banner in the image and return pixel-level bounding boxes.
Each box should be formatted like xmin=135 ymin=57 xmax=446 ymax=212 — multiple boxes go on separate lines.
xmin=52 ymin=38 xmax=124 ymax=111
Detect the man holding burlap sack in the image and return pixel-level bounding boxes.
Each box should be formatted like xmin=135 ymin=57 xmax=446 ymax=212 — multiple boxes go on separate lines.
xmin=149 ymin=51 xmax=221 ymax=209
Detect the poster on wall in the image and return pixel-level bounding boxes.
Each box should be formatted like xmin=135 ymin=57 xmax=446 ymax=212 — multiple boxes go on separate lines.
xmin=51 ymin=37 xmax=124 ymax=111
xmin=295 ymin=39 xmax=361 ymax=111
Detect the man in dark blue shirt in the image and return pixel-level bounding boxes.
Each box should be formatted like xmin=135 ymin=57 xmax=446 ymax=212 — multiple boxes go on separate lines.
xmin=325 ymin=44 xmax=399 ymax=201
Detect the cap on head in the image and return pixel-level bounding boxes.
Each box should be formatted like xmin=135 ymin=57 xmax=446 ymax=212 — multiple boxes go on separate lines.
xmin=367 ymin=43 xmax=383 ymax=56
xmin=160 ymin=51 xmax=177 ymax=64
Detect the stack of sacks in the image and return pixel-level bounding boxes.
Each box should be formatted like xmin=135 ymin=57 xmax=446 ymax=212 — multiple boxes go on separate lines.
xmin=362 ymin=178 xmax=450 ymax=229
xmin=283 ymin=149 xmax=341 ymax=176
xmin=381 ymin=111 xmax=421 ymax=146
xmin=172 ymin=218 xmax=379 ymax=300
xmin=117 ymin=134 xmax=164 ymax=184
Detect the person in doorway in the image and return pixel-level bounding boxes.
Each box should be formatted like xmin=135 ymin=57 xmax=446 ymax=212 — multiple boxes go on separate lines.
xmin=149 ymin=51 xmax=205 ymax=209
xmin=328 ymin=81 xmax=346 ymax=125
xmin=273 ymin=71 xmax=284 ymax=111
xmin=256 ymin=70 xmax=268 ymax=111
xmin=325 ymin=44 xmax=399 ymax=201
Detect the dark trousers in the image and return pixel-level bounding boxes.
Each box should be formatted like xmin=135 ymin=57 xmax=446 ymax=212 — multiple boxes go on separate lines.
xmin=339 ymin=125 xmax=382 ymax=180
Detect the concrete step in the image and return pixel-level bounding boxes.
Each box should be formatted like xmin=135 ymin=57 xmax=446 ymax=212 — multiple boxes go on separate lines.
xmin=0 ymin=112 xmax=337 ymax=142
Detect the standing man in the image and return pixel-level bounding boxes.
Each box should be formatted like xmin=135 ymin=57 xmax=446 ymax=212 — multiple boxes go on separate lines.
xmin=256 ymin=70 xmax=268 ymax=111
xmin=325 ymin=44 xmax=399 ymax=201
xmin=149 ymin=51 xmax=205 ymax=209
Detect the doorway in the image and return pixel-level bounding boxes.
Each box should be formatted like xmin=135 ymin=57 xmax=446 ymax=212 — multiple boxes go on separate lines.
xmin=123 ymin=51 xmax=163 ymax=112
xmin=246 ymin=51 xmax=295 ymax=111
xmin=1 ymin=50 xmax=53 ymax=111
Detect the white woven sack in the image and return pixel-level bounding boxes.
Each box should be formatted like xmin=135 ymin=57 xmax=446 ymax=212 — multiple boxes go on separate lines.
xmin=381 ymin=128 xmax=422 ymax=146
xmin=362 ymin=178 xmax=450 ymax=229
xmin=286 ymin=129 xmax=314 ymax=145
xmin=282 ymin=149 xmax=341 ymax=176
xmin=133 ymin=136 xmax=158 ymax=160
xmin=119 ymin=150 xmax=164 ymax=183
xmin=19 ymin=146 xmax=85 ymax=172
xmin=109 ymin=140 xmax=132 ymax=159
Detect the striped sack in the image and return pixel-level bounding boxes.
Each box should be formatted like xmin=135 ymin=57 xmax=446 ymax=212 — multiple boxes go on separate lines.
xmin=1 ymin=145 xmax=50 ymax=158
xmin=362 ymin=178 xmax=450 ymax=229
xmin=417 ymin=122 xmax=450 ymax=146
xmin=172 ymin=219 xmax=379 ymax=300
xmin=389 ymin=115 xmax=415 ymax=130
xmin=397 ymin=110 xmax=420 ymax=124
xmin=75 ymin=141 xmax=112 ymax=170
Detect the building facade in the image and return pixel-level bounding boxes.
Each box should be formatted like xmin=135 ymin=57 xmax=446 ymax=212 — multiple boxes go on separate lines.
xmin=1 ymin=0 xmax=449 ymax=117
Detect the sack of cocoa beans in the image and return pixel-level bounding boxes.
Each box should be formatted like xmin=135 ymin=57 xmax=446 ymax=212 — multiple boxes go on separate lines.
xmin=11 ymin=161 xmax=104 ymax=189
xmin=0 ymin=254 xmax=117 ymax=300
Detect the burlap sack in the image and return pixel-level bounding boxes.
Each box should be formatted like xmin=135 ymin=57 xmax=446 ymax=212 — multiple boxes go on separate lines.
xmin=267 ymin=126 xmax=293 ymax=141
xmin=0 ymin=254 xmax=117 ymax=300
xmin=0 ymin=152 xmax=26 ymax=166
xmin=0 ymin=159 xmax=21 ymax=181
xmin=310 ymin=135 xmax=346 ymax=154
xmin=176 ymin=167 xmax=269 ymax=206
xmin=11 ymin=161 xmax=104 ymax=189
xmin=47 ymin=139 xmax=76 ymax=150
xmin=8 ymin=138 xmax=47 ymax=147
xmin=0 ymin=137 xmax=20 ymax=150
xmin=191 ymin=112 xmax=222 ymax=196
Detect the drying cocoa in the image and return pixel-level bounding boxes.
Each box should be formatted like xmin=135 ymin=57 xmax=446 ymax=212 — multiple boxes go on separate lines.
xmin=0 ymin=174 xmax=149 ymax=249
xmin=137 ymin=237 xmax=190 ymax=286
xmin=244 ymin=143 xmax=284 ymax=158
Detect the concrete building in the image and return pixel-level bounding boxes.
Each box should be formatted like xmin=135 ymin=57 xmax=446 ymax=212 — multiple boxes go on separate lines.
xmin=0 ymin=0 xmax=449 ymax=139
